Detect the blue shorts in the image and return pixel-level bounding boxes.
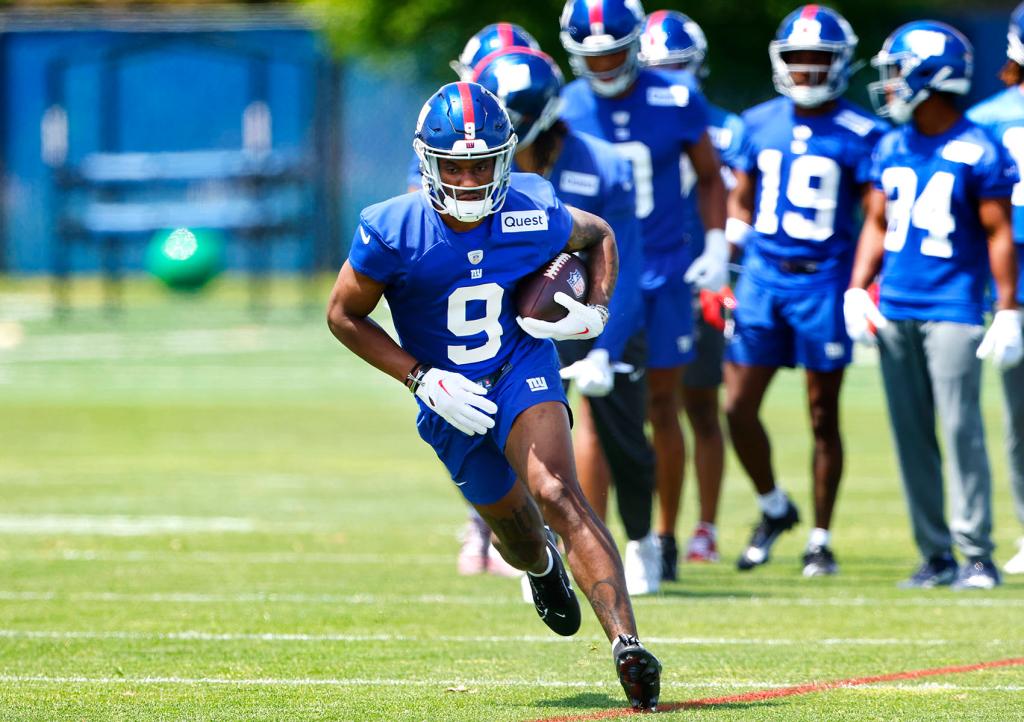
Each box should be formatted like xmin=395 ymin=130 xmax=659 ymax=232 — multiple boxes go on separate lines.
xmin=415 ymin=341 xmax=569 ymax=505
xmin=641 ymin=246 xmax=696 ymax=370
xmin=726 ymin=273 xmax=852 ymax=371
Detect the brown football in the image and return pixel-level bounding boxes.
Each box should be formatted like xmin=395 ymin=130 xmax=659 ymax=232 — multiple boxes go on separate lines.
xmin=516 ymin=252 xmax=589 ymax=323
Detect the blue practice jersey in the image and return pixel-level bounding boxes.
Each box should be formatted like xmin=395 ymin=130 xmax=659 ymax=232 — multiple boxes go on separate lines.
xmin=347 ymin=173 xmax=574 ymax=378
xmin=549 ymin=130 xmax=643 ymax=361
xmin=870 ymin=117 xmax=1018 ymax=325
xmin=737 ymin=97 xmax=887 ymax=289
xmin=968 ymin=87 xmax=1024 ymax=305
xmin=561 ymin=68 xmax=709 ymax=259
xmin=685 ymin=102 xmax=745 ymax=257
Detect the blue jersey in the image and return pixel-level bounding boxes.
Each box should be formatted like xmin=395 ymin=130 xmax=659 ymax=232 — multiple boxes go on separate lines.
xmin=561 ymin=68 xmax=709 ymax=259
xmin=870 ymin=117 xmax=1018 ymax=325
xmin=737 ymin=97 xmax=887 ymax=289
xmin=347 ymin=173 xmax=574 ymax=377
xmin=968 ymin=87 xmax=1024 ymax=305
xmin=685 ymin=102 xmax=745 ymax=256
xmin=549 ymin=130 xmax=643 ymax=361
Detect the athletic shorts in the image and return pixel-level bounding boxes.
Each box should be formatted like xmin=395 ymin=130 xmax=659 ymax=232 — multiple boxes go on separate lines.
xmin=684 ymin=295 xmax=725 ymax=388
xmin=726 ymin=273 xmax=851 ymax=372
xmin=641 ymin=245 xmax=696 ymax=369
xmin=416 ymin=341 xmax=568 ymax=505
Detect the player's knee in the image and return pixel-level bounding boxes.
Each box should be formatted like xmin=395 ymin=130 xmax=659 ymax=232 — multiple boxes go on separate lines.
xmin=809 ymin=404 xmax=840 ymax=440
xmin=687 ymin=402 xmax=721 ymax=439
xmin=647 ymin=390 xmax=679 ymax=426
xmin=534 ymin=476 xmax=584 ymax=526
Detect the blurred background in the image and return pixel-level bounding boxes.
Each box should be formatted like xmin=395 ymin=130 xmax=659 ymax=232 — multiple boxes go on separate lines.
xmin=0 ymin=0 xmax=1016 ymax=295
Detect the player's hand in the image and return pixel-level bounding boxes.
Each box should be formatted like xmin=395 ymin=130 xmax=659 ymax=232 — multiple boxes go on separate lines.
xmin=976 ymin=309 xmax=1024 ymax=369
xmin=415 ymin=367 xmax=498 ymax=436
xmin=560 ymin=349 xmax=614 ymax=397
xmin=517 ymin=292 xmax=608 ymax=341
xmin=683 ymin=229 xmax=729 ymax=291
xmin=843 ymin=287 xmax=888 ymax=346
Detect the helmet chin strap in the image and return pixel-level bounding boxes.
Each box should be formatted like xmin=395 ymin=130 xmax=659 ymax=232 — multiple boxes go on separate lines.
xmin=442 ymin=196 xmax=491 ymax=223
xmin=589 ymin=68 xmax=637 ymax=97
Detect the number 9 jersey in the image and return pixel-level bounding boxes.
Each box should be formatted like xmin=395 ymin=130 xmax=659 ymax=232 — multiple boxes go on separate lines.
xmin=346 ymin=172 xmax=574 ymax=378
xmin=738 ymin=96 xmax=888 ymax=289
xmin=869 ymin=117 xmax=1019 ymax=325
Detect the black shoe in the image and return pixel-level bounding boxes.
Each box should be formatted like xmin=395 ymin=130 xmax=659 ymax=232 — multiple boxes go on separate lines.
xmin=951 ymin=557 xmax=1002 ymax=590
xmin=526 ymin=532 xmax=581 ymax=636
xmin=802 ymin=545 xmax=838 ymax=577
xmin=658 ymin=534 xmax=677 ymax=582
xmin=613 ymin=634 xmax=661 ymax=711
xmin=736 ymin=500 xmax=800 ymax=571
xmin=898 ymin=552 xmax=958 ymax=589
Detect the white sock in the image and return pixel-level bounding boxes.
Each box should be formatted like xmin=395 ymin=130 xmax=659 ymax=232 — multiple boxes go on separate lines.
xmin=527 ymin=546 xmax=554 ymax=577
xmin=809 ymin=527 xmax=830 ymax=549
xmin=758 ymin=488 xmax=789 ymax=518
xmin=695 ymin=521 xmax=717 ymax=537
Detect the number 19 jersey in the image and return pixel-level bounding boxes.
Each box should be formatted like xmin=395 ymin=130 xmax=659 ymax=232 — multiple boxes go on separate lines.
xmin=346 ymin=173 xmax=573 ymax=378
xmin=737 ymin=96 xmax=887 ymax=289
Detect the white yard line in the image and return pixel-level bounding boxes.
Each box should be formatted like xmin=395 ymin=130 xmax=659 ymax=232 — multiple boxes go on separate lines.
xmin=1 ymin=589 xmax=1022 ymax=608
xmin=0 ymin=629 xmax=964 ymax=646
xmin=0 ymin=674 xmax=1019 ymax=692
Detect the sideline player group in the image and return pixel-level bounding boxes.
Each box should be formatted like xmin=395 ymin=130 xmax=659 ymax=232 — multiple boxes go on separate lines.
xmin=329 ymin=0 xmax=1024 ymax=711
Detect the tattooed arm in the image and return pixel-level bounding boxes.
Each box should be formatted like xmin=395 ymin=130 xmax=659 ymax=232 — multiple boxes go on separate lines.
xmin=565 ymin=205 xmax=618 ymax=309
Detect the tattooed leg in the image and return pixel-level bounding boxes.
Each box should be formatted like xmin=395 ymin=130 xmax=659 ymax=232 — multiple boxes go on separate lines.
xmin=504 ymin=401 xmax=638 ymax=641
xmin=474 ymin=484 xmax=548 ymax=573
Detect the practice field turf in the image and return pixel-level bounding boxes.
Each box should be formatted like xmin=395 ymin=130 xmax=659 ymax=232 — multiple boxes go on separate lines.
xmin=0 ymin=276 xmax=1022 ymax=721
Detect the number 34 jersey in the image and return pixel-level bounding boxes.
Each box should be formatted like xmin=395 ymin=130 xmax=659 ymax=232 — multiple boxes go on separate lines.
xmin=737 ymin=96 xmax=887 ymax=288
xmin=870 ymin=117 xmax=1018 ymax=325
xmin=346 ymin=173 xmax=573 ymax=378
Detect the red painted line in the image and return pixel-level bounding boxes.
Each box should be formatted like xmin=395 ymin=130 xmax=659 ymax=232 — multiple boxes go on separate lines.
xmin=525 ymin=657 xmax=1024 ymax=721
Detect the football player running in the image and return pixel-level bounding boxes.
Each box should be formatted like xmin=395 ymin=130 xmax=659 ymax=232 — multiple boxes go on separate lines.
xmin=638 ymin=9 xmax=745 ymax=573
xmin=847 ymin=21 xmax=1021 ymax=590
xmin=966 ymin=2 xmax=1024 ymax=575
xmin=725 ymin=5 xmax=887 ymax=576
xmin=558 ymin=0 xmax=729 ymax=585
xmin=474 ymin=48 xmax=659 ymax=596
xmin=328 ymin=82 xmax=661 ymax=709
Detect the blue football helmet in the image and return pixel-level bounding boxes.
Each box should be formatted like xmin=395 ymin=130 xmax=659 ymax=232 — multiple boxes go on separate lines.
xmin=770 ymin=5 xmax=858 ymax=108
xmin=473 ymin=48 xmax=565 ymax=150
xmin=559 ymin=0 xmax=647 ymax=97
xmin=869 ymin=21 xmax=972 ymax=124
xmin=638 ymin=10 xmax=708 ymax=78
xmin=413 ymin=82 xmax=517 ymax=222
xmin=1008 ymin=3 xmax=1024 ymax=65
xmin=450 ymin=23 xmax=540 ymax=80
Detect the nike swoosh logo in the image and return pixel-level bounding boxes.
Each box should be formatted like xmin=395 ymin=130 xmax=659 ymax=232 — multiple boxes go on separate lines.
xmin=551 ymin=612 xmax=567 ymax=618
xmin=438 ymin=379 xmax=453 ymax=397
xmin=359 ymin=226 xmax=371 ymax=244
xmin=573 ymin=328 xmax=590 ymax=336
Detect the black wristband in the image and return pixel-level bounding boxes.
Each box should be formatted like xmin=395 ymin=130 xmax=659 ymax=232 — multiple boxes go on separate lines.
xmin=405 ymin=363 xmax=431 ymax=394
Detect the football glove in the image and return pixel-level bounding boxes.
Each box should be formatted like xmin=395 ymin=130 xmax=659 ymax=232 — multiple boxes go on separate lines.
xmin=683 ymin=229 xmax=729 ymax=291
xmin=414 ymin=367 xmax=497 ymax=436
xmin=976 ymin=309 xmax=1024 ymax=370
xmin=560 ymin=348 xmax=614 ymax=397
xmin=517 ymin=292 xmax=608 ymax=341
xmin=843 ymin=287 xmax=888 ymax=346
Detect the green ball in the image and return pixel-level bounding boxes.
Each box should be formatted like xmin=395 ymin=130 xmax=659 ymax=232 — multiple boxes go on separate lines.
xmin=145 ymin=228 xmax=225 ymax=292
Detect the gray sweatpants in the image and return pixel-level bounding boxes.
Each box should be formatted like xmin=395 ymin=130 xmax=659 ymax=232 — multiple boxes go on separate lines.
xmin=1001 ymin=348 xmax=1024 ymax=530
xmin=877 ymin=320 xmax=994 ymax=560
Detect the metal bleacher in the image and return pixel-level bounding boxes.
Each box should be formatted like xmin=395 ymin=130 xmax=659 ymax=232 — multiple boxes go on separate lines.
xmin=42 ymin=25 xmax=341 ymax=313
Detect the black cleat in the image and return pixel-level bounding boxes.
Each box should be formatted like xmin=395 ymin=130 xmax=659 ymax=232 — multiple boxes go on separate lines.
xmin=525 ymin=531 xmax=581 ymax=636
xmin=613 ymin=634 xmax=662 ymax=711
xmin=801 ymin=545 xmax=839 ymax=577
xmin=658 ymin=534 xmax=678 ymax=582
xmin=736 ymin=500 xmax=800 ymax=571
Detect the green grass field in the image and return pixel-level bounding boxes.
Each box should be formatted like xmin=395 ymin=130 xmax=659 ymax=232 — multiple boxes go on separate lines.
xmin=0 ymin=276 xmax=1022 ymax=721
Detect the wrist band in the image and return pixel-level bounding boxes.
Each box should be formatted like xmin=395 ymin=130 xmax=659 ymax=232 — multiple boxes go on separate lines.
xmin=405 ymin=363 xmax=430 ymax=393
xmin=593 ymin=304 xmax=610 ymax=326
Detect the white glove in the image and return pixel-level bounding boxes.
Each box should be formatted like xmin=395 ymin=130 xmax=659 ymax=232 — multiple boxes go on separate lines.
xmin=977 ymin=309 xmax=1024 ymax=369
xmin=517 ymin=292 xmax=608 ymax=341
xmin=683 ymin=228 xmax=729 ymax=291
xmin=414 ymin=367 xmax=497 ymax=436
xmin=843 ymin=288 xmax=888 ymax=346
xmin=560 ymin=349 xmax=614 ymax=397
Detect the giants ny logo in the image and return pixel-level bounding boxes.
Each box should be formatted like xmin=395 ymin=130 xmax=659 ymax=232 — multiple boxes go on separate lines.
xmin=526 ymin=377 xmax=548 ymax=392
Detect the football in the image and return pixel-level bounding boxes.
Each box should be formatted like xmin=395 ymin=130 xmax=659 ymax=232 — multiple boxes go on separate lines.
xmin=516 ymin=252 xmax=589 ymax=323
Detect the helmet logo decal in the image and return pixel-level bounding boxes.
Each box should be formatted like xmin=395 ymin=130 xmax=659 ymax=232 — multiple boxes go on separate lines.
xmin=905 ymin=29 xmax=948 ymax=59
xmin=791 ymin=18 xmax=823 ymax=43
